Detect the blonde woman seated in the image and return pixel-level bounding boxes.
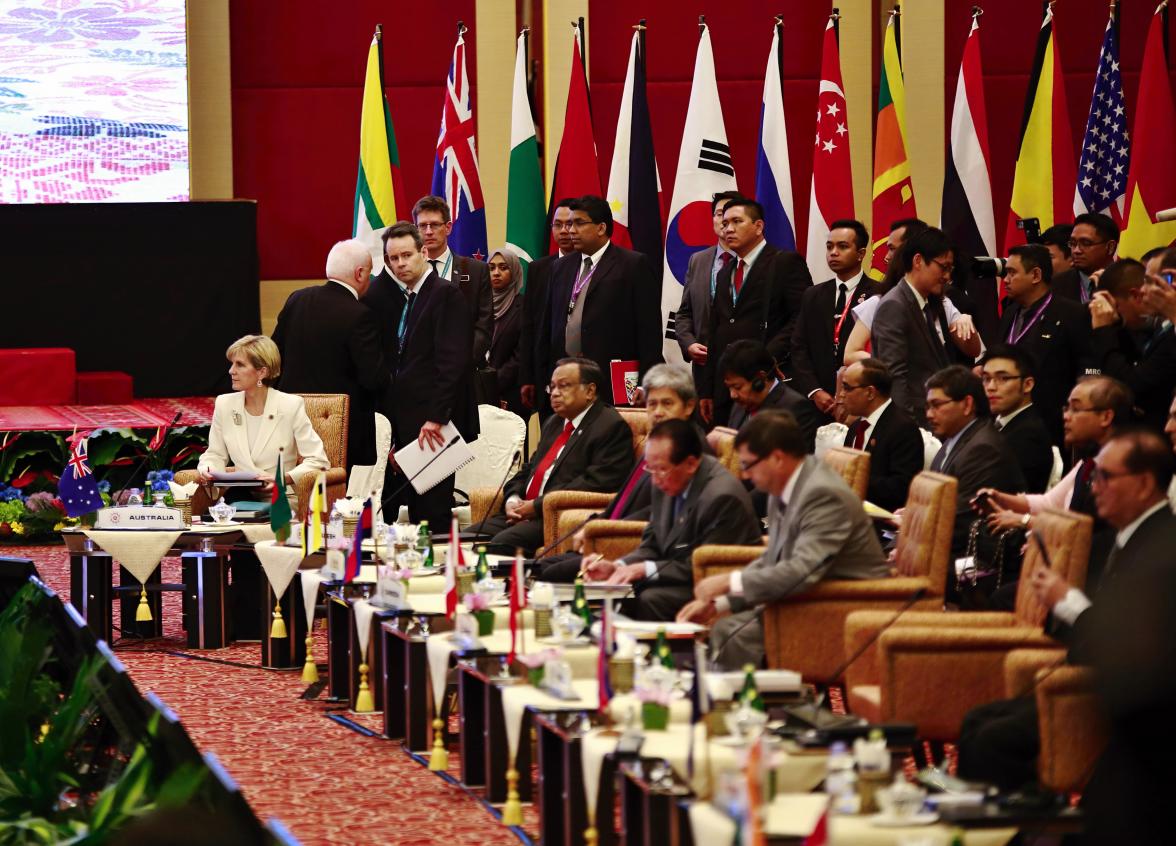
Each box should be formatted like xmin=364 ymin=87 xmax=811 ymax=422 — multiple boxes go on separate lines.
xmin=197 ymin=335 xmax=329 ymax=513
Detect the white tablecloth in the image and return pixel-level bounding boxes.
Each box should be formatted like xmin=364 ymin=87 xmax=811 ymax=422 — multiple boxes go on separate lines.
xmin=82 ymin=529 xmax=183 ymax=584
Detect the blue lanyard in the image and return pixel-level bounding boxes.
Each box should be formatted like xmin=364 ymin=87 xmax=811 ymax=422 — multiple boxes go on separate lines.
xmin=397 ymin=291 xmax=416 ymax=343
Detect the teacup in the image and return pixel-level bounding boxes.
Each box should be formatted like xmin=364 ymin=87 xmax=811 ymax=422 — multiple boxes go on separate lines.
xmin=876 ymin=776 xmax=927 ymax=819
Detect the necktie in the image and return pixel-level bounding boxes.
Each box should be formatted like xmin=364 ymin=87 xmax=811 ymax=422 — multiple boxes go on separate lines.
xmin=733 ymin=259 xmax=746 ymax=298
xmin=833 ymin=283 xmax=848 ymax=321
xmin=672 ymin=492 xmax=686 ymax=522
xmin=429 ymin=259 xmax=440 ymax=277
xmin=1011 ymin=307 xmax=1026 ymax=341
xmin=923 ymin=302 xmax=942 ymax=345
xmin=525 ymin=420 xmax=575 ymax=500
xmin=711 ymin=252 xmax=732 ymax=301
xmin=850 ymin=418 xmax=869 ymax=450
xmin=565 ymin=257 xmax=593 ymax=356
xmin=609 ymin=458 xmax=647 ymax=519
xmin=1069 ymin=458 xmax=1096 ymax=511
xmin=397 ymin=291 xmax=416 ymax=344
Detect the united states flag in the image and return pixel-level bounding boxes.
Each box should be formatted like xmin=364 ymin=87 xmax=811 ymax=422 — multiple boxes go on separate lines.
xmin=1074 ymin=16 xmax=1131 ymax=223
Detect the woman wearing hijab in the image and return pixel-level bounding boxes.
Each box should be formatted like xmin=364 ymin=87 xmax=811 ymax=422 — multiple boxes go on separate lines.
xmin=486 ymin=246 xmax=526 ymax=417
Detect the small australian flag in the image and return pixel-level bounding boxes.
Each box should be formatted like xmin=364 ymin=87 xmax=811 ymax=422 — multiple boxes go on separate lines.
xmin=59 ymin=436 xmax=105 ymax=516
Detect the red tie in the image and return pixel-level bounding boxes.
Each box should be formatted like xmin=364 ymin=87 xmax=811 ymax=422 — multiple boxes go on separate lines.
xmin=733 ymin=259 xmax=745 ymax=297
xmin=526 ymin=420 xmax=575 ymax=499
xmin=851 ymin=418 xmax=869 ymax=450
xmin=609 ymin=458 xmax=647 ymax=518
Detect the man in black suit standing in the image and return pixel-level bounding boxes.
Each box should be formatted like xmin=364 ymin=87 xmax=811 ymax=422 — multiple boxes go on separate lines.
xmin=717 ymin=340 xmax=820 ymax=452
xmin=363 ymin=222 xmax=476 ymax=529
xmin=997 ymin=244 xmax=1091 ymax=448
xmin=1052 ymin=212 xmax=1117 ymax=304
xmin=520 ymin=199 xmax=576 ymax=419
xmin=271 ymin=239 xmax=390 ymax=471
xmin=482 ymin=357 xmax=634 ymax=556
xmin=535 ymin=196 xmax=663 ymax=406
xmin=980 ymin=345 xmax=1054 ymax=494
xmin=791 ymin=219 xmax=879 ymax=418
xmin=702 ymin=198 xmax=812 ymax=425
xmin=675 ymin=190 xmax=741 ymax=421
xmin=872 ymin=227 xmax=956 ymax=423
xmin=839 ymin=358 xmax=923 ymax=512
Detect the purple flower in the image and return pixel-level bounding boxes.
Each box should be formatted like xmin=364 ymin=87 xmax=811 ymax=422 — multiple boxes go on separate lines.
xmin=0 ymin=7 xmax=159 ymax=44
xmin=24 ymin=491 xmax=57 ymax=512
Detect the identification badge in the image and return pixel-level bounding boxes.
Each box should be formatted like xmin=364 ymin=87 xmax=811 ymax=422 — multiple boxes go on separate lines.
xmin=954 ymin=556 xmax=976 ymax=579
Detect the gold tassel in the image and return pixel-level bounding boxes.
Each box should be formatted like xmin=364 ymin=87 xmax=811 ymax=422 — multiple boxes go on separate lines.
xmin=135 ymin=585 xmax=152 ymax=621
xmin=584 ymin=827 xmax=598 ymax=846
xmin=354 ymin=662 xmax=375 ymax=713
xmin=270 ymin=600 xmax=287 ymax=638
xmin=501 ymin=766 xmax=524 ymax=825
xmin=428 ymin=716 xmax=449 ymax=771
xmin=301 ymin=633 xmax=318 ymax=683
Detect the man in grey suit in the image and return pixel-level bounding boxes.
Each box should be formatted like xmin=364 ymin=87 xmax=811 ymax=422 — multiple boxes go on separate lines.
xmin=872 ymin=227 xmax=957 ymax=422
xmin=585 ymin=418 xmax=761 ymax=621
xmin=678 ymin=411 xmax=888 ymax=668
xmin=675 ymin=190 xmax=741 ymax=421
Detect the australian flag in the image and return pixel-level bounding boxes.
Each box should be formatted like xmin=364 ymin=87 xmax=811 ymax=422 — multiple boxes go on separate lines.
xmin=431 ymin=27 xmax=488 ymax=261
xmin=59 ymin=436 xmax=104 ymax=516
xmin=1074 ymin=16 xmax=1130 ymax=223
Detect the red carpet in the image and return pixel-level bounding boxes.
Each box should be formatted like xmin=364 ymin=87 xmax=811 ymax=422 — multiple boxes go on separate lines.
xmin=11 ymin=543 xmax=529 ymax=846
xmin=0 ymin=397 xmax=214 ymax=431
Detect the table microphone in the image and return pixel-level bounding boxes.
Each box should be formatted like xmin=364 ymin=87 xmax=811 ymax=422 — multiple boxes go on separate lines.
xmin=381 ymin=434 xmax=462 ymax=519
xmin=468 ymin=446 xmax=523 ymax=539
xmin=110 ymin=411 xmax=182 ymax=504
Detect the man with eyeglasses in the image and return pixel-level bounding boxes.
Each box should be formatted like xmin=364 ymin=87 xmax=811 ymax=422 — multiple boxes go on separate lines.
xmin=871 ymin=227 xmax=956 ymax=422
xmin=675 ymin=190 xmax=742 ymax=418
xmin=676 ymin=410 xmax=887 ymax=668
xmin=1051 ymin=213 xmax=1118 ymax=304
xmin=583 ymin=418 xmax=760 ymax=621
xmin=1089 ymin=258 xmax=1176 ymax=432
xmin=839 ymin=358 xmax=923 ymax=512
xmin=482 ymin=357 xmax=634 ymax=556
xmin=520 ymin=199 xmax=577 ymax=419
xmin=534 ymin=195 xmax=663 ymax=406
xmin=996 ymin=244 xmax=1092 ymax=448
xmin=980 ymin=345 xmax=1053 ymax=493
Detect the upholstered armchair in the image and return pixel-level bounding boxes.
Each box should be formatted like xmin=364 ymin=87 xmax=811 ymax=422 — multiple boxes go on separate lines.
xmin=842 ymin=508 xmax=1093 ymax=739
xmin=175 ymin=392 xmax=349 ymax=522
xmin=707 ymin=426 xmax=742 ymax=477
xmin=579 ymin=519 xmax=647 ymax=560
xmin=819 ymin=446 xmax=870 ymax=500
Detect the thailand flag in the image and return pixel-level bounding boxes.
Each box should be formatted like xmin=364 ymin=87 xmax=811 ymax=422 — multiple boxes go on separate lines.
xmin=431 ymin=27 xmax=488 ymax=261
xmin=755 ymin=18 xmax=796 ymax=251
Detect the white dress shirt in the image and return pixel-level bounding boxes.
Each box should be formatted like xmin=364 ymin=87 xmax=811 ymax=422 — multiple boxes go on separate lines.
xmin=509 ymin=404 xmax=592 ymax=505
xmin=329 ymin=278 xmax=359 ymax=300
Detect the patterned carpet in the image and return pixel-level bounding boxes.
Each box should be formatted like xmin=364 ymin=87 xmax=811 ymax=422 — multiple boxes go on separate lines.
xmin=0 ymin=397 xmax=214 ymax=431
xmin=9 ymin=543 xmax=529 ymax=846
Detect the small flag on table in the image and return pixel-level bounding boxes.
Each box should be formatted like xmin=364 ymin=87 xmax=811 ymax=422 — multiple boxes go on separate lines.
xmin=343 ymin=499 xmax=372 ymax=583
xmin=304 ymin=472 xmax=326 ymax=556
xmin=597 ymin=598 xmax=614 ymax=712
xmin=270 ymin=452 xmax=292 ymax=543
xmin=508 ymin=550 xmax=527 ymax=663
xmin=445 ymin=515 xmax=463 ymax=618
xmin=59 ymin=434 xmax=104 ymax=517
xmin=687 ymin=639 xmax=711 ymax=781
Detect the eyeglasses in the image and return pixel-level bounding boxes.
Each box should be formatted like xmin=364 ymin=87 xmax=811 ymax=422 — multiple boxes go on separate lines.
xmin=545 ymin=381 xmax=583 ymax=395
xmin=929 ymin=258 xmax=955 ymax=277
xmin=980 ymin=373 xmax=1024 ymax=386
xmin=416 ymin=221 xmax=447 ymax=231
xmin=841 ymin=382 xmax=870 ymax=393
xmin=1062 ymin=404 xmax=1107 ymax=415
xmin=643 ymin=463 xmax=677 ymax=478
xmin=1092 ymin=466 xmax=1139 ymax=485
xmin=1068 ymin=238 xmax=1107 ymax=250
xmin=551 ymin=220 xmax=575 ymax=231
xmin=738 ymin=455 xmax=766 ymax=474
xmin=569 ymin=218 xmax=595 ymax=228
xmin=926 ymin=397 xmax=962 ymax=411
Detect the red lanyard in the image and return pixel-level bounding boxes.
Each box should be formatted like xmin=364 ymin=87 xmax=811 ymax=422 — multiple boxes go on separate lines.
xmin=832 ymin=289 xmax=856 ymax=348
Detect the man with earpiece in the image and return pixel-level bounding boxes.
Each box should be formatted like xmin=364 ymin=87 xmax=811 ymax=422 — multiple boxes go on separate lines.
xmin=714 ymin=339 xmax=820 ymax=452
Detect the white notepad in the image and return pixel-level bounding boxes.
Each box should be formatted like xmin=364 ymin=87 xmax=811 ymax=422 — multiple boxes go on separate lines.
xmin=393 ymin=421 xmax=476 ymax=494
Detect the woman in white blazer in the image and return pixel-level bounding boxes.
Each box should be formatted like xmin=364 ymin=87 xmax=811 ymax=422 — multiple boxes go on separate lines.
xmin=197 ymin=335 xmax=329 ymax=512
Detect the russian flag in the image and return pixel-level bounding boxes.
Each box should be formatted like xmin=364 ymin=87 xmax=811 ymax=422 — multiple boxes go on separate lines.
xmin=755 ymin=17 xmax=797 ymax=251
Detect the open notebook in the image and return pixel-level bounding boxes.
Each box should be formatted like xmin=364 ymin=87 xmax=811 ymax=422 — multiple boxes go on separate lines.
xmin=392 ymin=421 xmax=476 ymax=494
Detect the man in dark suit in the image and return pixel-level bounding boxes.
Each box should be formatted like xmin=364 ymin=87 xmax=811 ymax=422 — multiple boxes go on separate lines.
xmin=791 ymin=219 xmax=879 ymax=417
xmin=363 ymin=222 xmax=476 ymax=529
xmin=717 ymin=340 xmax=820 ymax=452
xmin=586 ymin=419 xmax=761 ymax=621
xmin=959 ymin=429 xmax=1176 ymax=824
xmin=1089 ymin=258 xmax=1176 ymax=433
xmin=271 ymin=239 xmax=390 ymax=470
xmin=925 ymin=366 xmax=1026 ymax=563
xmin=675 ymin=190 xmax=741 ymax=421
xmin=1038 ymin=223 xmax=1073 ymax=280
xmin=872 ymin=227 xmax=956 ymax=423
xmin=980 ymin=345 xmax=1054 ymax=494
xmin=997 ymin=244 xmax=1091 ymax=447
xmin=702 ymin=198 xmax=813 ymax=425
xmin=1051 ymin=213 xmax=1117 ymax=304
xmin=520 ymin=199 xmax=576 ymax=419
xmin=840 ymin=358 xmax=924 ymax=512
xmin=482 ymin=357 xmax=634 ymax=555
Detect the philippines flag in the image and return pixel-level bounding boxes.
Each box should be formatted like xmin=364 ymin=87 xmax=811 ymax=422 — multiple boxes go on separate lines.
xmin=59 ymin=434 xmax=104 ymax=517
xmin=605 ymin=26 xmax=663 ymax=270
xmin=431 ymin=25 xmax=488 ymax=261
xmin=756 ymin=16 xmax=796 ymax=251
xmin=660 ymin=22 xmax=737 ymax=364
xmin=343 ymin=499 xmax=372 ymax=583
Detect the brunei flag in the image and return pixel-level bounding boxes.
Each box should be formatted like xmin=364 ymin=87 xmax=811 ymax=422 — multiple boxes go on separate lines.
xmin=1004 ymin=4 xmax=1075 ymax=253
xmin=353 ymin=26 xmax=407 ymax=265
xmin=1118 ymin=4 xmax=1176 ymax=259
xmin=868 ymin=8 xmax=917 ymax=278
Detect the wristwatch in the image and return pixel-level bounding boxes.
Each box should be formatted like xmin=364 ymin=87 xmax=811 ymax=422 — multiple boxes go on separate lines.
xmin=1020 ymin=513 xmax=1032 ymax=528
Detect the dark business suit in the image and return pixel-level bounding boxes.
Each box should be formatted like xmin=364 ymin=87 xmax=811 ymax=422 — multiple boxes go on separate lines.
xmin=1050 ymin=267 xmax=1091 ymax=304
xmin=790 ymin=276 xmax=881 ymax=398
xmin=488 ymin=298 xmax=524 ymax=417
xmin=1090 ymin=322 xmax=1176 ymax=433
xmin=872 ymin=281 xmax=951 ymax=422
xmin=703 ymin=242 xmax=813 ymax=422
xmin=520 ymin=252 xmax=561 ymax=418
xmin=363 ymin=270 xmax=476 ymax=528
xmin=483 ymin=402 xmax=635 ymax=555
xmin=843 ymin=401 xmax=924 ymax=512
xmin=624 ymin=455 xmax=762 ymax=621
xmin=997 ymin=292 xmax=1091 ymax=447
xmin=271 ymin=281 xmax=390 ymax=469
xmin=675 ymin=245 xmax=722 ymax=389
xmin=728 ymin=381 xmax=821 ymax=454
xmin=996 ymin=405 xmax=1053 ymax=494
xmin=536 ymin=243 xmax=663 ymax=405
xmin=447 ymin=253 xmax=493 ymax=365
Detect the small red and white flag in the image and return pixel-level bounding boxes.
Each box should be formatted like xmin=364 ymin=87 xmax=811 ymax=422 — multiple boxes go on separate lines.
xmin=508 ymin=550 xmax=527 ymax=663
xmin=445 ymin=515 xmax=463 ymax=618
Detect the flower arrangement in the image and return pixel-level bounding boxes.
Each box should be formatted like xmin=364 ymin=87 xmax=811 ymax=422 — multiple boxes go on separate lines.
xmin=517 ymin=648 xmax=561 ymax=686
xmin=0 ymin=484 xmax=74 ymax=542
xmin=464 ymin=591 xmax=495 ymax=636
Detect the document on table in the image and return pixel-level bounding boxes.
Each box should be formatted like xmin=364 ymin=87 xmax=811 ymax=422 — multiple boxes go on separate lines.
xmin=393 ymin=421 xmax=475 ymax=494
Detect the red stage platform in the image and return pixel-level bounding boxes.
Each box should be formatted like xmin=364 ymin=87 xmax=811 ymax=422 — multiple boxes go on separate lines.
xmin=0 ymin=397 xmax=214 ymax=432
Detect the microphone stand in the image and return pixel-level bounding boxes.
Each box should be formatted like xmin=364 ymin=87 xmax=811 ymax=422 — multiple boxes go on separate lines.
xmin=111 ymin=411 xmax=182 ymax=504
xmin=468 ymin=447 xmax=522 ymax=540
xmin=382 ymin=435 xmax=462 ymax=530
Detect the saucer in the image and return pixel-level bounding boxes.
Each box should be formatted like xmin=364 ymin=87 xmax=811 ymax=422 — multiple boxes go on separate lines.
xmin=869 ymin=811 xmax=938 ymax=827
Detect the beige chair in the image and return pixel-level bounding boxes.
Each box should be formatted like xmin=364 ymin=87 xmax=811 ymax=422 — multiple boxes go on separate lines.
xmin=707 ymin=426 xmax=742 ymax=478
xmin=842 ymin=508 xmax=1093 ymax=740
xmin=820 ymin=446 xmax=870 ymax=500
xmin=176 ymin=393 xmax=349 ymax=521
xmin=579 ymin=519 xmax=648 ymax=561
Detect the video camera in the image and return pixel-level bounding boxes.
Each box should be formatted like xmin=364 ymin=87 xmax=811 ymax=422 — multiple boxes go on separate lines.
xmin=969 ymin=217 xmax=1040 ymax=278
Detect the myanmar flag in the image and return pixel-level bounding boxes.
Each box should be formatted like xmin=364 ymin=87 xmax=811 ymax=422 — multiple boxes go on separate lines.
xmin=1118 ymin=5 xmax=1176 ymax=259
xmin=869 ymin=10 xmax=916 ymax=277
xmin=353 ymin=27 xmax=407 ymax=263
xmin=505 ymin=31 xmax=546 ymax=275
xmin=1004 ymin=5 xmax=1075 ymax=253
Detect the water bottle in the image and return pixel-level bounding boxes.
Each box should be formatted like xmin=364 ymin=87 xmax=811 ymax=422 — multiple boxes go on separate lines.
xmin=126 ymin=487 xmax=143 ymax=507
xmin=327 ymin=506 xmax=344 ymax=549
xmin=824 ymin=741 xmax=858 ymax=814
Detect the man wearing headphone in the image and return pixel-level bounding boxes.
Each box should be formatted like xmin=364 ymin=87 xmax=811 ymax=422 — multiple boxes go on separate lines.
xmin=716 ymin=339 xmax=821 ymax=453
